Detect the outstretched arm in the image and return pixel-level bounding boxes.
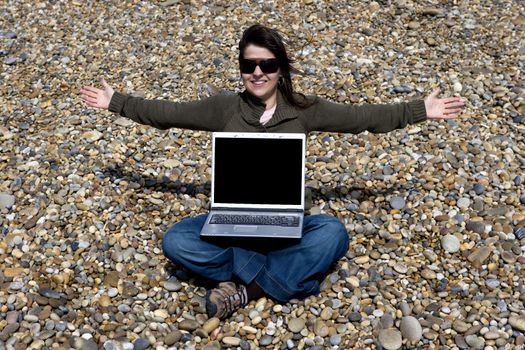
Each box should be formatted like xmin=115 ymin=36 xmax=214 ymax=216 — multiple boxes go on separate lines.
xmin=424 ymin=88 xmax=464 ymax=119
xmin=79 ymin=79 xmax=233 ymax=131
xmin=80 ymin=79 xmax=114 ymax=110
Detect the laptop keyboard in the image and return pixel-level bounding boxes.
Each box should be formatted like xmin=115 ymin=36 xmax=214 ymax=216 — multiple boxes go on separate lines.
xmin=210 ymin=214 xmax=300 ymax=227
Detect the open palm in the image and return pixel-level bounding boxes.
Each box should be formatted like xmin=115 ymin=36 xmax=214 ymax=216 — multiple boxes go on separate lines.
xmin=80 ymin=79 xmax=114 ymax=110
xmin=424 ymin=88 xmax=464 ymax=119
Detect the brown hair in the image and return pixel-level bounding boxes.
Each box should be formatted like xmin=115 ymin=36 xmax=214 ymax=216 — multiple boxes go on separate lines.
xmin=238 ymin=24 xmax=310 ymax=108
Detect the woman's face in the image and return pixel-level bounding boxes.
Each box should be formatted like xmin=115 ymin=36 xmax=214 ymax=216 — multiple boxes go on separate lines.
xmin=241 ymin=44 xmax=281 ymax=105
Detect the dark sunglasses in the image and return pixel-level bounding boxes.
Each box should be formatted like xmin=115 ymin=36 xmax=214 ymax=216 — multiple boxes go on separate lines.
xmin=240 ymin=58 xmax=280 ymax=74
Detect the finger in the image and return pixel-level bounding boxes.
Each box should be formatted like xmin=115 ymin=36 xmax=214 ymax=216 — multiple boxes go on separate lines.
xmin=81 ymin=86 xmax=102 ymax=94
xmin=443 ymin=108 xmax=463 ymax=115
xmin=430 ymin=88 xmax=440 ymax=98
xmin=443 ymin=97 xmax=464 ymax=104
xmin=444 ymin=101 xmax=465 ymax=108
xmin=101 ymin=79 xmax=110 ymax=89
xmin=80 ymin=90 xmax=99 ymax=99
xmin=81 ymin=96 xmax=99 ymax=105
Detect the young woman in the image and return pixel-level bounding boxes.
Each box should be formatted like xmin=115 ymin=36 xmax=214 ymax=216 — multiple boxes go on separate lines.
xmin=80 ymin=24 xmax=464 ymax=320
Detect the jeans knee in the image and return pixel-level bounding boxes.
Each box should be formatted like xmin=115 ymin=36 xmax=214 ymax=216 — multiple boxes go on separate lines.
xmin=162 ymin=228 xmax=183 ymax=263
xmin=317 ymin=217 xmax=349 ymax=254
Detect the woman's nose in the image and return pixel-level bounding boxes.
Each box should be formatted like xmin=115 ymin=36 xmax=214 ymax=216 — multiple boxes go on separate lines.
xmin=253 ymin=65 xmax=263 ymax=76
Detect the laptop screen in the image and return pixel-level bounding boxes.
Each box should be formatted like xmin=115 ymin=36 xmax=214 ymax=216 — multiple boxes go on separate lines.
xmin=213 ymin=135 xmax=304 ymax=207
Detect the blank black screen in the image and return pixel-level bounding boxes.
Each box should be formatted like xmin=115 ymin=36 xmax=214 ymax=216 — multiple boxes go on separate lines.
xmin=214 ymin=137 xmax=303 ymax=205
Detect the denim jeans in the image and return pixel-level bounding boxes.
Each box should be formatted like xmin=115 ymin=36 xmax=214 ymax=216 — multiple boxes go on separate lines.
xmin=162 ymin=214 xmax=349 ymax=302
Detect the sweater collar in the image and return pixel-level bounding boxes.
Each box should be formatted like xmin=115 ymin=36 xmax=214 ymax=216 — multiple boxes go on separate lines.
xmin=239 ymin=90 xmax=299 ymax=128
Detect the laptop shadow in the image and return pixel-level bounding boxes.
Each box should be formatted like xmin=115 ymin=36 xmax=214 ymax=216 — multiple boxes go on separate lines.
xmin=100 ymin=164 xmax=406 ymax=205
xmin=99 ymin=164 xmax=211 ymax=196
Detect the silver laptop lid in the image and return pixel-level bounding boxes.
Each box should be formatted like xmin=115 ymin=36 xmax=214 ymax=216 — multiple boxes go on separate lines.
xmin=211 ymin=132 xmax=306 ymax=210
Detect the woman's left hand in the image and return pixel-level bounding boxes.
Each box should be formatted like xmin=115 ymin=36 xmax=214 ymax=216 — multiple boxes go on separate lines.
xmin=424 ymin=88 xmax=465 ymax=119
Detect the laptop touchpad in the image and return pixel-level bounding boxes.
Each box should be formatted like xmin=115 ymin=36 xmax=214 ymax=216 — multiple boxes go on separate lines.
xmin=234 ymin=225 xmax=257 ymax=232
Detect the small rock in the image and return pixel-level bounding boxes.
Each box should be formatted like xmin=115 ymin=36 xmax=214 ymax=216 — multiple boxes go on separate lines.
xmin=82 ymin=130 xmax=103 ymax=142
xmin=441 ymin=234 xmax=460 ymax=253
xmin=393 ymin=263 xmax=408 ymax=274
xmin=509 ymin=315 xmax=525 ymax=332
xmin=0 ymin=193 xmax=15 ymax=209
xmin=330 ymin=335 xmax=342 ymax=346
xmin=133 ymin=338 xmax=149 ymax=350
xmin=421 ymin=7 xmax=444 ymax=16
xmin=466 ymin=221 xmax=486 ymax=234
xmin=260 ymin=335 xmax=272 ymax=346
xmin=467 ymin=246 xmax=492 ymax=266
xmin=390 ymin=196 xmax=406 ymax=209
xmin=288 ymin=318 xmax=306 ymax=333
xmin=453 ymin=319 xmax=470 ymax=333
xmin=178 ymin=319 xmax=199 ymax=331
xmin=39 ymin=288 xmax=61 ymax=299
xmin=313 ymin=319 xmax=329 ymax=337
xmin=465 ymin=335 xmax=484 ymax=349
xmin=457 ymin=197 xmax=471 ymax=209
xmin=400 ymin=316 xmax=422 ymax=341
xmin=164 ymin=331 xmax=182 ymax=346
xmin=378 ymin=328 xmax=402 ymax=350
xmin=222 ymin=337 xmax=241 ymax=346
xmin=202 ymin=317 xmax=220 ymax=334
xmin=114 ymin=117 xmax=134 ymax=127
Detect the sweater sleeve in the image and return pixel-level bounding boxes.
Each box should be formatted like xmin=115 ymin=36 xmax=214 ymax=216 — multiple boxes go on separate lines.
xmin=305 ymin=97 xmax=427 ymax=134
xmin=108 ymin=91 xmax=233 ymax=131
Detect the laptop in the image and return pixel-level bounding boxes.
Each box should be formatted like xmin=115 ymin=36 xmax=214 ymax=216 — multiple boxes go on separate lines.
xmin=200 ymin=132 xmax=306 ymax=239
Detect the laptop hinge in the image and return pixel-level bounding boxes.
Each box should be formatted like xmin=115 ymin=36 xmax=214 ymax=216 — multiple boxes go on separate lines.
xmin=211 ymin=207 xmax=303 ymax=213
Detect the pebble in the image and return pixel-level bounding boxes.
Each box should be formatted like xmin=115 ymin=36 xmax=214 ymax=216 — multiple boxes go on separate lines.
xmin=441 ymin=234 xmax=460 ymax=253
xmin=202 ymin=317 xmax=220 ymax=334
xmin=453 ymin=319 xmax=470 ymax=333
xmin=222 ymin=337 xmax=241 ymax=346
xmin=164 ymin=331 xmax=182 ymax=346
xmin=259 ymin=335 xmax=273 ymax=346
xmin=330 ymin=335 xmax=341 ymax=346
xmin=457 ymin=197 xmax=471 ymax=209
xmin=288 ymin=318 xmax=306 ymax=333
xmin=313 ymin=319 xmax=329 ymax=337
xmin=133 ymin=338 xmax=149 ymax=350
xmin=0 ymin=193 xmax=15 ymax=209
xmin=164 ymin=276 xmax=182 ymax=291
xmin=400 ymin=316 xmax=422 ymax=341
xmin=378 ymin=328 xmax=402 ymax=350
xmin=466 ymin=221 xmax=486 ymax=234
xmin=389 ymin=196 xmax=406 ymax=210
xmin=465 ymin=335 xmax=485 ymax=349
xmin=178 ymin=320 xmax=199 ymax=331
xmin=509 ymin=316 xmax=525 ymax=332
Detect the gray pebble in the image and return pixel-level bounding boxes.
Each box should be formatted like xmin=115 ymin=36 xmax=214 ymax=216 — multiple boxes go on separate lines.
xmin=260 ymin=335 xmax=272 ymax=346
xmin=4 ymin=57 xmax=17 ymax=65
xmin=330 ymin=335 xmax=342 ymax=345
xmin=465 ymin=335 xmax=485 ymax=349
xmin=118 ymin=304 xmax=131 ymax=313
xmin=164 ymin=276 xmax=182 ymax=292
xmin=133 ymin=338 xmax=149 ymax=350
xmin=457 ymin=197 xmax=471 ymax=209
xmin=0 ymin=193 xmax=15 ymax=209
xmin=441 ymin=234 xmax=460 ymax=253
xmin=390 ymin=196 xmax=406 ymax=210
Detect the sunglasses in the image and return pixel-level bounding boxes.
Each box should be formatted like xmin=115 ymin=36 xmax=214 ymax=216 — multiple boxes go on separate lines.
xmin=240 ymin=58 xmax=280 ymax=74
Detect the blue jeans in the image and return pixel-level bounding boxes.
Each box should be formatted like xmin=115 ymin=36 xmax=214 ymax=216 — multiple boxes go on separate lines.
xmin=162 ymin=214 xmax=349 ymax=302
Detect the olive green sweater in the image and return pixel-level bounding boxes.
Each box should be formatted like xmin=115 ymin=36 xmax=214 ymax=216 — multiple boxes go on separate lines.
xmin=108 ymin=90 xmax=427 ymax=134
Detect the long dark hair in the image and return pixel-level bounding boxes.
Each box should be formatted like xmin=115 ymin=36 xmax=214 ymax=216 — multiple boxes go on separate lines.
xmin=238 ymin=24 xmax=310 ymax=108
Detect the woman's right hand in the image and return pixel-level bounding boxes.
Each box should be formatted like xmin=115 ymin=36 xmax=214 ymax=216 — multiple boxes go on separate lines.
xmin=80 ymin=79 xmax=115 ymax=110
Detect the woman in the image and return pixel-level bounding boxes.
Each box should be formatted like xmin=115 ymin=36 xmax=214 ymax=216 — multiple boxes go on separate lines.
xmin=80 ymin=24 xmax=464 ymax=320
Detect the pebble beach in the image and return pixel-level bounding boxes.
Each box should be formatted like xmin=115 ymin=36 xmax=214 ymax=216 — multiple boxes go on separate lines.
xmin=1 ymin=0 xmax=524 ymax=349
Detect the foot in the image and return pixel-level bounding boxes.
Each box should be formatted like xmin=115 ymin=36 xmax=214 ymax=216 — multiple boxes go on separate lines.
xmin=205 ymin=282 xmax=248 ymax=319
